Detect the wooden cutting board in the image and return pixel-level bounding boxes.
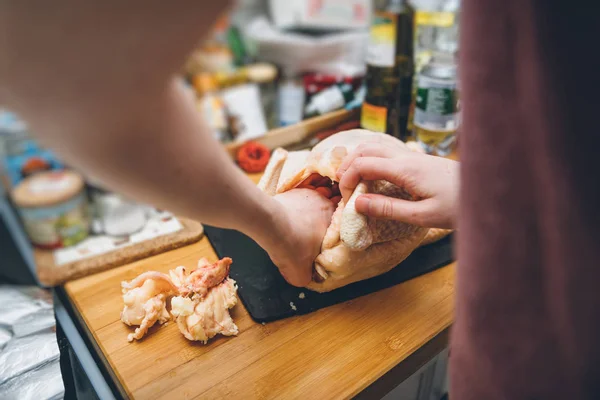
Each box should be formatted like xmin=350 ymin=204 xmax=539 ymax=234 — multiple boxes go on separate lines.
xmin=63 ymin=240 xmax=455 ymax=400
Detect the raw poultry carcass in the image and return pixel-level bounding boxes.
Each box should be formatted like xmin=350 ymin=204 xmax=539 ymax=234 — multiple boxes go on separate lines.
xmin=258 ymin=129 xmax=452 ymax=292
xmin=120 ymin=272 xmax=179 ymax=342
xmin=169 ymin=258 xmax=239 ymax=343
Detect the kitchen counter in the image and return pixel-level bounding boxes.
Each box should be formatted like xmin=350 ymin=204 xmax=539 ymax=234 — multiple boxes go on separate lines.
xmin=60 ymin=173 xmax=455 ymax=400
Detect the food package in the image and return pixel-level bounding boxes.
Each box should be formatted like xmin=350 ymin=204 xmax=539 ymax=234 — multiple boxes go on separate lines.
xmin=0 ymin=110 xmax=64 ymax=188
xmin=221 ymin=83 xmax=268 ymax=142
xmin=268 ymin=0 xmax=371 ymax=30
xmin=0 ymin=360 xmax=64 ymax=400
xmin=0 ymin=330 xmax=60 ymax=386
xmin=244 ymin=17 xmax=369 ymax=77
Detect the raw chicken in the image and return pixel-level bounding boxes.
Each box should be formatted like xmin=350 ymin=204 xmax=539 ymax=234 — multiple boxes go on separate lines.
xmin=258 ymin=129 xmax=453 ymax=292
xmin=120 ymin=258 xmax=239 ymax=344
xmin=169 ymin=257 xmax=231 ymax=297
xmin=421 ymin=228 xmax=453 ymax=246
xmin=169 ymin=258 xmax=238 ymax=342
xmin=171 ymin=278 xmax=239 ymax=343
xmin=120 ymin=272 xmax=178 ymax=342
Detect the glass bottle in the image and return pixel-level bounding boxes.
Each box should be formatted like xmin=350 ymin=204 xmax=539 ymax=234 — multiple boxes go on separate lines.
xmin=361 ymin=0 xmax=415 ymax=141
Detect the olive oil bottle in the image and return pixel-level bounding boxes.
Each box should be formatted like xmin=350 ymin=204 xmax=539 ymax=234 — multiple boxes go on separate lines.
xmin=361 ymin=0 xmax=415 ymax=141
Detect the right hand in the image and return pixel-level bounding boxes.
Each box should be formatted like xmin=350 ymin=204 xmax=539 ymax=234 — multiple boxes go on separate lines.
xmin=336 ymin=143 xmax=459 ymax=229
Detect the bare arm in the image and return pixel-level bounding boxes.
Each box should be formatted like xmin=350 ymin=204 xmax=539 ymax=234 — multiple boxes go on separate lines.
xmin=0 ymin=1 xmax=333 ymax=286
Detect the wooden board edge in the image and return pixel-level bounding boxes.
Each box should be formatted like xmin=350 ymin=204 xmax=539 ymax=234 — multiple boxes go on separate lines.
xmin=224 ymin=108 xmax=360 ymax=159
xmin=353 ymin=327 xmax=451 ymax=400
xmin=36 ymin=218 xmax=205 ymax=286
xmin=55 ymin=286 xmax=134 ymax=399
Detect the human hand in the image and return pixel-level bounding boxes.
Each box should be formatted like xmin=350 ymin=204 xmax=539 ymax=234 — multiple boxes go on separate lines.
xmin=266 ymin=189 xmax=334 ymax=286
xmin=336 ymin=143 xmax=459 ymax=229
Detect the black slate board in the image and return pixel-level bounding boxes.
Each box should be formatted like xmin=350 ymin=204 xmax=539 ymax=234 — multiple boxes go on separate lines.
xmin=203 ymin=225 xmax=455 ymax=323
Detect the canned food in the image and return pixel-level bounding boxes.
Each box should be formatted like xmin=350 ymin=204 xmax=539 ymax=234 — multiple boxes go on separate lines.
xmin=11 ymin=170 xmax=90 ymax=249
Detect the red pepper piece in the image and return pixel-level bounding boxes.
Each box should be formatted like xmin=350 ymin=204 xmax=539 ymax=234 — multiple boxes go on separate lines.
xmin=236 ymin=142 xmax=271 ymax=173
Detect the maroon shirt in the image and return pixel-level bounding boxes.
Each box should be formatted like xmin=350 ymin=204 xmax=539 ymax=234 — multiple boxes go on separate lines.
xmin=452 ymin=1 xmax=600 ymax=399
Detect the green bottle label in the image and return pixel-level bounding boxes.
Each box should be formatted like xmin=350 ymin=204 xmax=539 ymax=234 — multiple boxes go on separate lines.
xmin=414 ymin=86 xmax=458 ymax=131
xmin=415 ymin=87 xmax=455 ymax=115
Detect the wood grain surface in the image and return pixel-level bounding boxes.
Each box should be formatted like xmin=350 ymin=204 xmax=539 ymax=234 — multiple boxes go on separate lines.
xmin=64 ymin=243 xmax=454 ymax=399
xmin=63 ymin=164 xmax=456 ymax=399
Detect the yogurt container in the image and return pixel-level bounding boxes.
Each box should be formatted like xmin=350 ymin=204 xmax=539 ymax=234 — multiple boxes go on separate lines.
xmin=11 ymin=170 xmax=90 ymax=249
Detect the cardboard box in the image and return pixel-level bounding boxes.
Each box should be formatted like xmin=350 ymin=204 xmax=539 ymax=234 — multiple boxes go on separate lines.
xmin=269 ymin=0 xmax=371 ymax=30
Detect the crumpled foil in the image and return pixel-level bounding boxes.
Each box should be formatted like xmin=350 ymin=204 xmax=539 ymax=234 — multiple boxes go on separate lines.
xmin=0 ymin=284 xmax=54 ymax=337
xmin=0 ymin=327 xmax=11 ymax=350
xmin=0 ymin=330 xmax=60 ymax=385
xmin=0 ymin=285 xmax=64 ymax=399
xmin=0 ymin=360 xmax=64 ymax=400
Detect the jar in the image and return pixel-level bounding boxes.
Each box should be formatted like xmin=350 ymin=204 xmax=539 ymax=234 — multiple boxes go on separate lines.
xmin=90 ymin=189 xmax=148 ymax=237
xmin=11 ymin=170 xmax=90 ymax=249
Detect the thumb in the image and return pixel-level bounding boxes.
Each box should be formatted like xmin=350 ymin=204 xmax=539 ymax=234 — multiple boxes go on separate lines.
xmin=355 ymin=194 xmax=434 ymax=227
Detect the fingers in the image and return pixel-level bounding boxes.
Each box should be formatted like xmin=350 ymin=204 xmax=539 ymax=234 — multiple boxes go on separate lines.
xmin=336 ymin=143 xmax=400 ymax=181
xmin=354 ymin=194 xmax=438 ymax=227
xmin=338 ymin=156 xmax=414 ymax=202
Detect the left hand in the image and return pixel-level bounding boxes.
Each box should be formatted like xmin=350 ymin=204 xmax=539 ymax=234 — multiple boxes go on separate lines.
xmin=265 ymin=189 xmax=335 ymax=286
